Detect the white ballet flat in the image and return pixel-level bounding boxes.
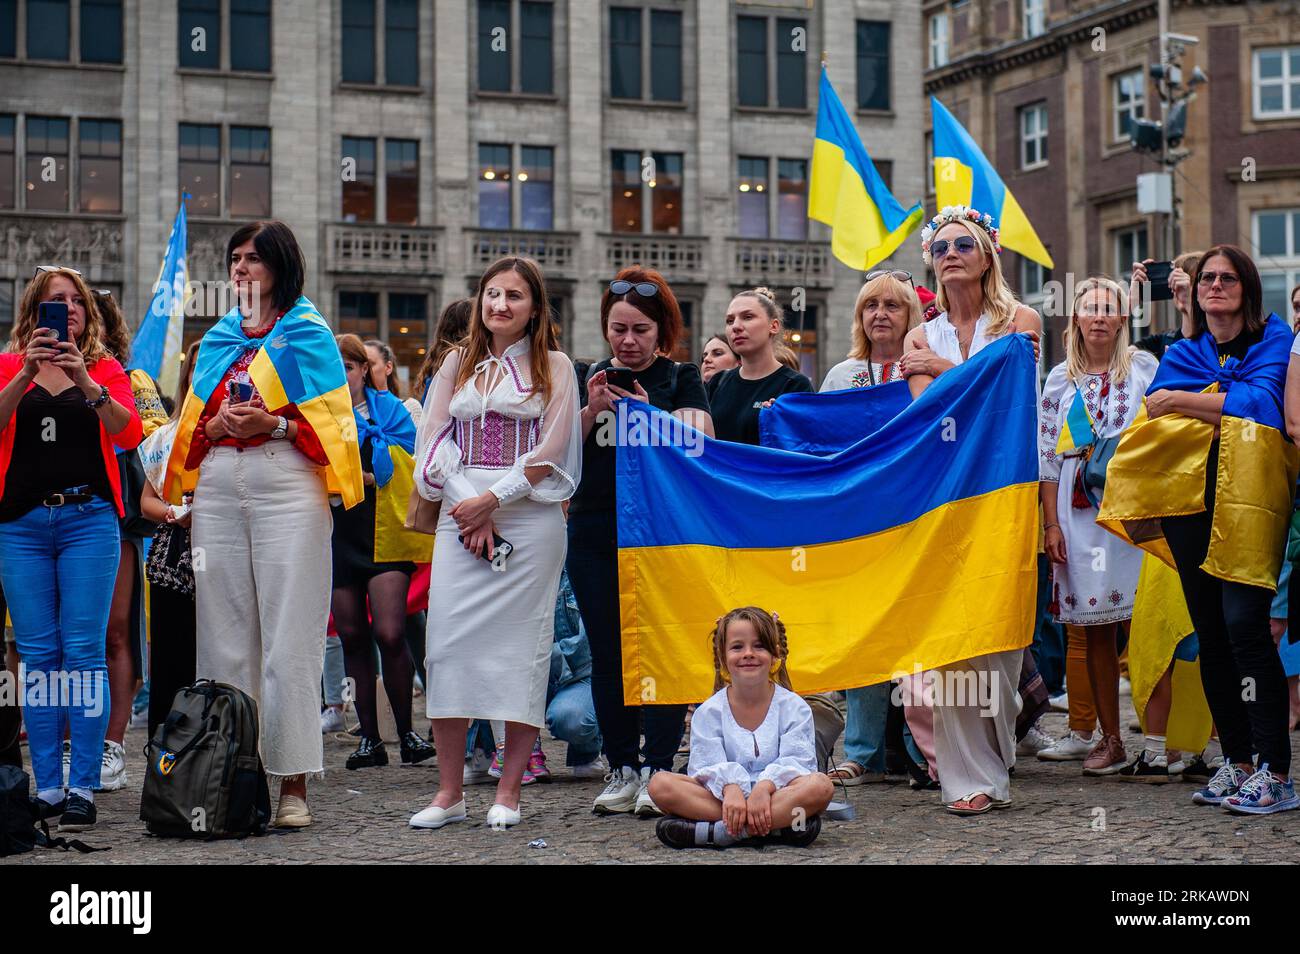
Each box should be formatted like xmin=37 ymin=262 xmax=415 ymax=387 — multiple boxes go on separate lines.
xmin=409 ymin=798 xmax=467 ymax=829
xmin=485 ymin=803 xmax=521 ymax=829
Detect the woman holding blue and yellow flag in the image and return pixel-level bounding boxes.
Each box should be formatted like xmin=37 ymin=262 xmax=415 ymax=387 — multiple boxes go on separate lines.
xmin=1099 ymin=245 xmax=1300 ymax=816
xmin=164 ymin=221 xmax=363 ymax=830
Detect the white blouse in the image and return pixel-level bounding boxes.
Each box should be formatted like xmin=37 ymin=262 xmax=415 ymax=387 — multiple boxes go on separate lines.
xmin=820 ymin=357 xmax=904 ymax=392
xmin=687 ymin=684 xmax=817 ymax=800
xmin=923 ymin=310 xmax=1000 ymax=365
xmin=414 ymin=338 xmax=581 ymax=509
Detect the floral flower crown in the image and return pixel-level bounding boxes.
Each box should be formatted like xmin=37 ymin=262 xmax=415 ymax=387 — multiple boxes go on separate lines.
xmin=920 ymin=206 xmax=1001 ymax=265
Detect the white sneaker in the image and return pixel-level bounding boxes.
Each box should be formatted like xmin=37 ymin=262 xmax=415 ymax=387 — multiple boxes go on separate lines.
xmin=570 ymin=755 xmax=607 ymax=779
xmin=592 ymin=765 xmax=640 ymax=814
xmin=95 ymin=740 xmax=127 ymax=792
xmin=1048 ymin=692 xmax=1069 ymax=713
xmin=463 ymin=748 xmax=494 ymax=784
xmin=320 ymin=707 xmax=345 ymax=733
xmin=1037 ymin=730 xmax=1096 ymax=762
xmin=1118 ymin=676 xmax=1132 ymax=696
xmin=634 ymin=767 xmax=664 ymax=817
xmin=1016 ymin=720 xmax=1055 ymax=757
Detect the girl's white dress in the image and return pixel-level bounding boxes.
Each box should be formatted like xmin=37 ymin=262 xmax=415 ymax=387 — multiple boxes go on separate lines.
xmin=687 ymin=684 xmax=817 ymax=798
xmin=415 ymin=339 xmax=581 ymax=727
xmin=1038 ymin=351 xmax=1158 ymax=624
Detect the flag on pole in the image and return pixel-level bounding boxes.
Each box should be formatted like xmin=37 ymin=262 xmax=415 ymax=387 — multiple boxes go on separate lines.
xmin=809 ymin=67 xmax=923 ymax=271
xmin=930 ymin=97 xmax=1055 ymax=269
xmin=130 ymin=195 xmax=191 ymax=394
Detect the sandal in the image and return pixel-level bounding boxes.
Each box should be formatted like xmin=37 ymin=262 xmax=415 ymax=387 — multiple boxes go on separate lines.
xmin=946 ymin=793 xmax=993 ymax=815
xmin=828 ymin=760 xmax=882 ymax=786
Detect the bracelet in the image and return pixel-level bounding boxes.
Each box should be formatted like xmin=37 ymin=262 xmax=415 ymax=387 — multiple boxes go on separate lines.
xmin=1045 ymin=523 xmax=1060 ymax=531
xmin=84 ymin=385 xmax=110 ymax=409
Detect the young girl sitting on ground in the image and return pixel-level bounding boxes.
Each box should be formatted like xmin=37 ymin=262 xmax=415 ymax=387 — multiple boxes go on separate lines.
xmin=649 ymin=607 xmax=834 ymax=849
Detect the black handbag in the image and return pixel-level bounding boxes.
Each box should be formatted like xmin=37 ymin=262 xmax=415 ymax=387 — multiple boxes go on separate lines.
xmin=145 ymin=523 xmax=194 ymax=596
xmin=1080 ymin=434 xmax=1121 ymax=509
xmin=118 ymin=451 xmax=158 ymax=538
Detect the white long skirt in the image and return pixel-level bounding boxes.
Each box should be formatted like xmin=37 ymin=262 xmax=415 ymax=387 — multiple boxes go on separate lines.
xmin=424 ymin=467 xmax=566 ymax=728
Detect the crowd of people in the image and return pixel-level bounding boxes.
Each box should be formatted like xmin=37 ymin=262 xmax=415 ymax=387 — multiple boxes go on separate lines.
xmin=2 ymin=204 xmax=1299 ymax=851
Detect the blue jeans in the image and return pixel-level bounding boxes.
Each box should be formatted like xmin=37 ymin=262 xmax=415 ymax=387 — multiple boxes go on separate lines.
xmin=546 ymin=678 xmax=601 ymax=766
xmin=1032 ymin=553 xmax=1066 ymax=696
xmin=0 ymin=498 xmax=120 ymax=794
xmin=843 ymin=683 xmax=891 ymax=770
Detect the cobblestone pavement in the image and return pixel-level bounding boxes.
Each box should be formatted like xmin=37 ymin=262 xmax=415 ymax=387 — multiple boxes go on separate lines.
xmin=10 ymin=701 xmax=1300 ymax=865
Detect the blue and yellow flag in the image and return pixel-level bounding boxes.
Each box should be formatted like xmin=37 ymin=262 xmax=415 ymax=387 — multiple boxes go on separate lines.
xmin=358 ymin=387 xmax=432 ymax=563
xmin=931 ymin=97 xmax=1054 ymax=269
xmin=810 ymin=68 xmax=924 ymax=271
xmin=1099 ymin=314 xmax=1300 ymax=590
xmin=616 ymin=335 xmax=1040 ymax=705
xmin=129 ymin=195 xmax=191 ymax=395
xmin=1054 ymin=388 xmax=1095 ymax=456
xmin=164 ymin=297 xmax=364 ymax=508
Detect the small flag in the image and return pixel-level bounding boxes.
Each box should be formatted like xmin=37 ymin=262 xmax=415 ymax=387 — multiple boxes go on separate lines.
xmin=1054 ymin=388 xmax=1095 ymax=456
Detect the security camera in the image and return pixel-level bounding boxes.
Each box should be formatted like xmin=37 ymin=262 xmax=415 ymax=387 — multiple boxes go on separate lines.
xmin=1162 ymin=32 xmax=1200 ymax=45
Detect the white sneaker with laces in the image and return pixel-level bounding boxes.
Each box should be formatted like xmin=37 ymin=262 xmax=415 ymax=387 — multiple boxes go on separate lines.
xmin=634 ymin=766 xmax=664 ymax=817
xmin=570 ymin=755 xmax=607 ymax=779
xmin=1016 ymin=720 xmax=1055 ymax=757
xmin=320 ymin=707 xmax=345 ymax=733
xmin=1036 ymin=730 xmax=1096 ymax=762
xmin=95 ymin=740 xmax=127 ymax=792
xmin=593 ymin=765 xmax=640 ymax=814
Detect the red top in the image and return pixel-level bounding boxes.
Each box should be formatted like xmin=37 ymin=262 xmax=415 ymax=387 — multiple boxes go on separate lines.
xmin=0 ymin=353 xmax=144 ymax=516
xmin=185 ymin=321 xmax=327 ymax=470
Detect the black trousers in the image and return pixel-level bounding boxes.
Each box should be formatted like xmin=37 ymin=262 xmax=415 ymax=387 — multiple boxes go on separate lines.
xmin=1163 ymin=510 xmax=1290 ymax=775
xmin=567 ymin=509 xmax=685 ymax=772
xmin=146 ymin=585 xmax=197 ymax=740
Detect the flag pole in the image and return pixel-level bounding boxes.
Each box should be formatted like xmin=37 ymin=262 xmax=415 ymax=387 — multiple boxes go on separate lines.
xmin=794 ymin=51 xmax=829 ymax=370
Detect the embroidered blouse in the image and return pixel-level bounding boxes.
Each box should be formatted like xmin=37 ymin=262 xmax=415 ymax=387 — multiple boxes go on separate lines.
xmin=686 ymin=684 xmax=817 ymax=800
xmin=820 ymin=357 xmax=904 ymax=392
xmin=414 ymin=338 xmax=581 ymax=508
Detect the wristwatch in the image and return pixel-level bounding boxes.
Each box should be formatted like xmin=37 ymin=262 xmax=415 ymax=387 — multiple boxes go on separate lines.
xmin=270 ymin=416 xmax=288 ymax=440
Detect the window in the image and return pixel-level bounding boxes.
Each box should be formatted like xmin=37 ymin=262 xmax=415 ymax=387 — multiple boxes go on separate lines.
xmin=385 ymin=139 xmax=418 ymax=225
xmin=1254 ymin=209 xmax=1300 ymax=319
xmin=342 ymin=0 xmax=376 ymax=82
xmin=80 ymin=0 xmax=122 ymax=64
xmin=737 ymin=15 xmax=806 ymax=109
xmin=777 ymin=159 xmax=807 ymax=240
xmin=78 ymin=118 xmax=120 ymax=213
xmin=737 ymin=156 xmax=768 ymax=239
xmin=27 ymin=0 xmax=69 ymax=60
xmin=1020 ymin=256 xmax=1049 ymax=302
xmin=0 ymin=1 xmax=14 ymax=58
xmin=650 ymin=10 xmax=682 ymax=102
xmin=1254 ymin=46 xmax=1300 ymax=119
xmin=1114 ymin=225 xmax=1148 ymax=280
xmin=341 ymin=136 xmax=376 ymax=222
xmin=229 ymin=126 xmax=271 ymax=218
xmin=736 ymin=16 xmax=766 ymax=108
xmin=519 ymin=1 xmax=552 ymax=94
xmin=0 ymin=279 xmax=12 ymax=331
xmin=1023 ymin=0 xmax=1045 ymax=39
xmin=519 ymin=146 xmax=553 ymax=230
xmin=609 ymin=7 xmax=640 ymax=100
xmin=1113 ymin=70 xmax=1145 ymax=141
xmin=477 ymin=0 xmax=509 ymax=91
xmin=856 ymin=21 xmax=890 ymax=111
xmin=478 ymin=0 xmax=553 ymax=95
xmin=384 ymin=0 xmax=418 ymax=86
xmin=338 ymin=290 xmax=380 ymax=339
xmin=611 ymin=149 xmax=642 ymax=232
xmin=775 ymin=18 xmax=806 ymax=109
xmin=1019 ymin=101 xmax=1048 ymax=169
xmin=650 ymin=151 xmax=682 ymax=233
xmin=25 ymin=116 xmax=69 ymax=211
xmin=388 ymin=292 xmax=427 ymax=383
xmin=929 ymin=12 xmax=948 ymax=69
xmin=178 ymin=0 xmax=220 ymax=69
xmin=0 ymin=115 xmax=13 ymax=209
xmin=179 ymin=124 xmax=221 ymax=216
xmin=478 ymin=143 xmax=511 ymax=229
xmin=874 ymin=159 xmax=893 ymax=193
xmin=230 ymin=0 xmax=270 ymax=72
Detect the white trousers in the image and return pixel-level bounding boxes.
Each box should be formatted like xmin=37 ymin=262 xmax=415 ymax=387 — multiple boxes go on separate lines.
xmin=930 ymin=648 xmax=1022 ymax=803
xmin=193 ymin=444 xmax=333 ymax=780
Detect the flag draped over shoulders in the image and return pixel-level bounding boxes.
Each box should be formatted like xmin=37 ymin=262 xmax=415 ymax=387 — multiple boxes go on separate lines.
xmin=163 ymin=297 xmax=364 ymax=508
xmin=616 ymin=335 xmax=1040 ymax=706
xmin=1098 ymin=314 xmax=1299 ymax=590
xmin=359 ymin=387 xmax=432 ymax=563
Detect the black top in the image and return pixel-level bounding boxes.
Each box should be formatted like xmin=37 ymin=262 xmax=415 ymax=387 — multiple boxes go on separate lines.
xmin=705 ymin=365 xmax=814 ymax=446
xmin=1134 ymin=328 xmax=1185 ymax=362
xmin=569 ymin=356 xmax=710 ymax=514
xmin=1202 ymin=323 xmax=1267 ymax=507
xmin=0 ymin=385 xmax=113 ymax=522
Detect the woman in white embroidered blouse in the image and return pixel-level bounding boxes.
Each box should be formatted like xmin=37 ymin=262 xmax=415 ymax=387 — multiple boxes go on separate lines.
xmin=409 ymin=257 xmax=580 ymax=832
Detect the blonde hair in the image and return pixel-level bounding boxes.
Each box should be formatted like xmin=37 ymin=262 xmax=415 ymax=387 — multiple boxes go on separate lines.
xmin=734 ymin=287 xmax=799 ymax=368
xmin=11 ymin=268 xmax=111 ymax=365
xmin=933 ymin=219 xmax=1020 ymax=336
xmin=1065 ymin=277 xmax=1132 ymax=385
xmin=849 ymin=274 xmax=922 ymax=361
xmin=709 ymin=606 xmax=793 ymax=693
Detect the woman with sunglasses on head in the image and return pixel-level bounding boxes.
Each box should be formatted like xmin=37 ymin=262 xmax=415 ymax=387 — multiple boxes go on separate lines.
xmin=0 ymin=267 xmax=143 ymax=832
xmin=707 ymin=287 xmax=813 ymax=445
xmin=569 ymin=266 xmax=713 ymax=817
xmin=700 ymin=333 xmax=739 ymax=385
xmin=898 ymin=207 xmax=1042 ymax=816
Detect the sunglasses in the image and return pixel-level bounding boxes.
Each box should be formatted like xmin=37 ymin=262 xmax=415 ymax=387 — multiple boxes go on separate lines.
xmin=929 ymin=236 xmax=978 ymax=259
xmin=866 ymin=269 xmax=914 ymax=285
xmin=33 ymin=265 xmax=83 ymax=278
xmin=609 ymin=280 xmax=659 ymax=298
xmin=1196 ymin=271 xmax=1240 ymax=288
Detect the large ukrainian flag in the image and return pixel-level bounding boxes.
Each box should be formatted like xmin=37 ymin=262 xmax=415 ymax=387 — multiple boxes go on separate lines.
xmin=616 ymin=335 xmax=1040 ymax=705
xmin=164 ymin=297 xmax=364 ymax=508
xmin=810 ymin=68 xmax=923 ymax=271
xmin=931 ymin=97 xmax=1054 ymax=269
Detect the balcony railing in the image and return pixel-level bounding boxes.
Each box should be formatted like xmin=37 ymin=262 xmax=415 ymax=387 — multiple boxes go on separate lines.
xmin=326 ymin=222 xmax=443 ymax=275
xmin=464 ymin=228 xmax=579 ymax=277
xmin=728 ymin=237 xmax=832 ymax=287
xmin=600 ymin=233 xmax=708 ymax=282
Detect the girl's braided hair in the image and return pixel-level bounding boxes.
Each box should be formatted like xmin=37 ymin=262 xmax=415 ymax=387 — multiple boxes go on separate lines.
xmin=709 ymin=606 xmax=792 ymax=693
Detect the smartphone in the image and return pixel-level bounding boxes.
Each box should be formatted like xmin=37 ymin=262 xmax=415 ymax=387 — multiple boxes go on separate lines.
xmin=604 ymin=367 xmax=635 ymax=392
xmin=457 ymin=531 xmax=513 ymax=564
xmin=228 ymin=379 xmax=255 ymax=403
xmin=36 ymin=301 xmax=69 ymax=343
xmin=1145 ymin=260 xmax=1174 ymax=302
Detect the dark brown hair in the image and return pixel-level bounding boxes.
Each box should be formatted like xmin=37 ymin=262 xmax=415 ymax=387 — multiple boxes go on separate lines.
xmin=93 ymin=288 xmax=131 ymax=365
xmin=226 ymin=220 xmax=306 ymax=315
xmin=709 ymin=606 xmax=792 ymax=693
xmin=1191 ymin=244 xmax=1264 ymax=336
xmin=336 ymin=333 xmax=377 ymax=389
xmin=455 ymin=258 xmax=558 ymax=400
xmin=418 ymin=297 xmax=473 ymax=389
xmin=600 ymin=266 xmax=683 ymax=357
xmin=363 ymin=338 xmax=402 ymax=396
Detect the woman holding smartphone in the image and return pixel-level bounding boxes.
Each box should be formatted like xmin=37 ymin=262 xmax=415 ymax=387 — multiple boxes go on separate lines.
xmin=0 ymin=266 xmax=142 ymax=832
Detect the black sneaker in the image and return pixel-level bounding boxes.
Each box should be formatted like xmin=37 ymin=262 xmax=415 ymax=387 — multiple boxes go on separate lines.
xmin=1181 ymin=755 xmax=1215 ymax=782
xmin=654 ymin=816 xmax=759 ymax=850
xmin=33 ymin=796 xmax=66 ymax=821
xmin=906 ymin=759 xmax=939 ymax=790
xmin=400 ymin=731 xmax=436 ymax=766
xmin=767 ymin=813 xmax=822 ymax=848
xmin=1116 ymin=752 xmax=1170 ymax=783
xmin=345 ymin=737 xmax=389 ymax=770
xmin=58 ymin=793 xmax=96 ymax=832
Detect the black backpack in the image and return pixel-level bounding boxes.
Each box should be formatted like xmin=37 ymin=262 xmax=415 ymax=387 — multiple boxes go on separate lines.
xmin=140 ymin=681 xmax=270 ymax=839
xmin=0 ymin=765 xmax=105 ymax=856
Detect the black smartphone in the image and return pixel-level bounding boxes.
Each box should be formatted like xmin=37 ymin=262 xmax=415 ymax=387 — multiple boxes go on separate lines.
xmin=604 ymin=367 xmax=635 ymax=392
xmin=457 ymin=531 xmax=513 ymax=564
xmin=1145 ymin=260 xmax=1174 ymax=302
xmin=36 ymin=301 xmax=69 ymax=343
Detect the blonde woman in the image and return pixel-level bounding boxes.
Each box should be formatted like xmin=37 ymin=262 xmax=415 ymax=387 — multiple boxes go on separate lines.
xmin=899 ymin=206 xmax=1042 ymax=815
xmin=1040 ymin=278 xmax=1158 ymax=778
xmin=822 ymin=270 xmax=921 ymax=391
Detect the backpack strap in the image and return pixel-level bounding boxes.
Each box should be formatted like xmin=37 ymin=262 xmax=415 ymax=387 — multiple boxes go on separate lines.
xmin=37 ymin=819 xmax=109 ymax=854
